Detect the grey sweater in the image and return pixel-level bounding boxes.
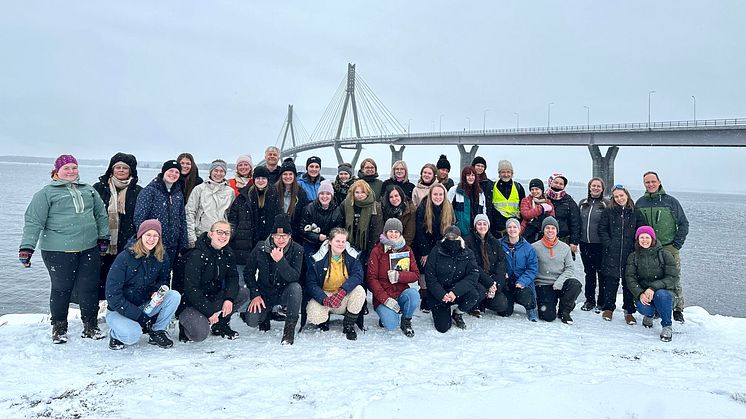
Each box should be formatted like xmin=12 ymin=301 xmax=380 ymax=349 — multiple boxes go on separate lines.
xmin=531 ymin=239 xmax=576 ymax=289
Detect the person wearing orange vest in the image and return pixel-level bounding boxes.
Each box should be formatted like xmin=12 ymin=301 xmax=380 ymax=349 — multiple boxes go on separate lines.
xmin=488 ymin=160 xmax=525 ymax=237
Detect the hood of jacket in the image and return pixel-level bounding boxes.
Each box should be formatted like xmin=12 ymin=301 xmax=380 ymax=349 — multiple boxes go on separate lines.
xmin=99 ymin=152 xmax=139 ymax=185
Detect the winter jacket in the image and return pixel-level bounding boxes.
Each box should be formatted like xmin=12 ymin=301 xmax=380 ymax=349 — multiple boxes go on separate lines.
xmin=21 ymin=179 xmax=109 ymax=252
xmin=411 ymin=180 xmax=437 ymax=208
xmin=93 ymin=153 xmax=142 ymax=254
xmin=367 ymin=242 xmax=420 ymax=308
xmin=598 ymin=206 xmax=648 ymax=279
xmin=424 ymin=238 xmax=481 ymax=303
xmin=306 ymin=247 xmax=364 ymax=304
xmin=499 ymin=236 xmax=538 ymax=290
xmin=531 ymin=239 xmax=576 ymax=289
xmin=185 ymin=179 xmax=235 ymax=245
xmin=465 ymin=233 xmax=507 ymax=292
xmin=244 ymin=236 xmax=303 ymax=301
xmin=381 ymin=178 xmax=415 ymax=200
xmin=381 ymin=199 xmax=417 ymax=246
xmin=298 ymin=173 xmax=325 ymax=201
xmin=182 ymin=233 xmax=240 ymax=318
xmin=635 ymin=187 xmax=689 ymax=249
xmin=625 ymin=242 xmax=679 ymax=298
xmin=226 ymin=185 xmax=280 ymax=256
xmin=357 ymin=171 xmax=384 ymax=201
xmin=579 ymin=197 xmax=610 ymax=244
xmin=414 ymin=200 xmax=448 ymax=259
xmin=519 ymin=195 xmax=554 ymax=243
xmin=134 ymin=176 xmax=188 ymax=252
xmin=548 ymin=193 xmax=581 ymax=245
xmin=106 ymin=244 xmax=170 ymax=321
xmin=448 ymin=185 xmax=486 ymax=237
xmin=228 ymin=177 xmax=253 ymax=196
xmin=478 ymin=177 xmax=494 ymax=198
xmin=488 ymin=179 xmax=526 ymax=233
xmin=279 ymin=186 xmax=309 ymax=243
xmin=299 ymin=200 xmax=344 ymax=250
xmin=340 ymin=199 xmax=383 ymax=254
xmin=333 ymin=176 xmax=357 ymax=206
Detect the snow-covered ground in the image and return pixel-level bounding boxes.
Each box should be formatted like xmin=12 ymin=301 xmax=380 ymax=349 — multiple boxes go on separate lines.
xmin=1 ymin=305 xmax=745 ymax=418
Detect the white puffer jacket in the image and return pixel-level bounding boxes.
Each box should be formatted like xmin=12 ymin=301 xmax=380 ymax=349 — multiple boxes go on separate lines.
xmin=186 ymin=179 xmax=235 ymax=245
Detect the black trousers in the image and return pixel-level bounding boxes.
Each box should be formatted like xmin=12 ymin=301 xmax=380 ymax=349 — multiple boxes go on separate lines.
xmin=579 ymin=242 xmax=604 ymax=304
xmin=430 ymin=288 xmax=481 ymax=333
xmin=499 ymin=285 xmax=537 ymax=316
xmin=245 ymin=282 xmax=303 ymax=326
xmin=602 ymin=275 xmax=636 ymax=314
xmin=42 ymin=247 xmax=100 ymax=322
xmin=535 ymin=279 xmax=582 ymax=322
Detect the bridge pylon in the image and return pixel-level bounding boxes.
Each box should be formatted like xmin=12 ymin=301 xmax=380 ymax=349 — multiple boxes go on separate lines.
xmin=279 ymin=104 xmax=298 ymax=161
xmin=589 ymin=145 xmax=619 ymax=196
xmin=390 ymin=145 xmax=405 ymax=167
xmin=458 ymin=145 xmax=479 ymax=171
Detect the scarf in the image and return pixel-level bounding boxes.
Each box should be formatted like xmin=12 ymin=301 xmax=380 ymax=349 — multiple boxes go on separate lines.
xmin=234 ymin=175 xmax=251 ymax=190
xmin=107 ymin=176 xmax=131 ymax=254
xmin=344 ymin=193 xmax=375 ymax=251
xmin=532 ymin=196 xmax=548 ymax=208
xmin=545 ymin=187 xmax=566 ymax=201
xmin=383 ymin=199 xmax=406 ymax=220
xmin=541 ymin=236 xmax=559 ymax=257
xmin=478 ymin=235 xmax=490 ymax=271
xmin=379 ymin=233 xmax=405 ymax=252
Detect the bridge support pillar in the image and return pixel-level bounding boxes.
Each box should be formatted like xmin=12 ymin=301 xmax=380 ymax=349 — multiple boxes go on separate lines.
xmin=458 ymin=145 xmax=479 ymax=170
xmin=334 ymin=142 xmax=363 ymax=169
xmin=589 ymin=145 xmax=619 ymax=195
xmin=390 ymin=145 xmax=405 ymax=167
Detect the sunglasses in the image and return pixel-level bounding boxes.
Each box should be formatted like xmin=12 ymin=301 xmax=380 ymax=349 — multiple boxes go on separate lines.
xmin=613 ymin=184 xmax=625 ymax=189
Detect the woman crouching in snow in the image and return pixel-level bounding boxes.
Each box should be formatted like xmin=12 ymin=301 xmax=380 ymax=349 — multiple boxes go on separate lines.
xmin=105 ymin=219 xmax=181 ymax=350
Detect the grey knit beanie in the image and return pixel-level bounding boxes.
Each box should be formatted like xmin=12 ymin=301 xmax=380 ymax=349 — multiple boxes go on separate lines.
xmin=383 ymin=218 xmax=403 ymax=234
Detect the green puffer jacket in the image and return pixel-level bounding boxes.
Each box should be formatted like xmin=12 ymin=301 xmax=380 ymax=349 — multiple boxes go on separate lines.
xmin=21 ymin=179 xmax=109 ymax=252
xmin=624 ymin=242 xmax=679 ymax=298
xmin=635 ymin=187 xmax=689 ymax=248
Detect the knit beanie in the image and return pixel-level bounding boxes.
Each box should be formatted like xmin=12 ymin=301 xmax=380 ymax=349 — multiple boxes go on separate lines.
xmin=443 ymin=225 xmax=461 ymax=238
xmin=542 ymin=216 xmax=559 ymax=231
xmin=306 ymin=156 xmax=321 ymax=168
xmin=271 ymin=213 xmax=293 ymax=235
xmin=498 ymin=160 xmax=513 ymax=173
xmin=279 ymin=158 xmax=297 ymax=176
xmin=473 ymin=213 xmax=491 ymax=228
xmin=383 ymin=218 xmax=404 ymax=234
xmin=210 ymin=159 xmax=228 ymax=176
xmin=236 ymin=154 xmax=252 ymax=166
xmin=505 ymin=218 xmax=521 ymax=230
xmin=548 ymin=173 xmax=569 ymax=187
xmin=529 ymin=178 xmax=545 ymax=191
xmin=436 ymin=154 xmax=451 ymax=171
xmin=318 ymin=180 xmax=334 ymax=196
xmin=253 ymin=165 xmax=270 ymax=179
xmin=337 ymin=163 xmax=354 ymax=177
xmin=137 ymin=219 xmax=162 ymax=239
xmin=472 ymin=156 xmax=487 ymax=168
xmin=635 ymin=226 xmax=656 ymax=241
xmin=54 ymin=154 xmax=78 ymax=171
xmin=161 ymin=160 xmax=180 ymax=175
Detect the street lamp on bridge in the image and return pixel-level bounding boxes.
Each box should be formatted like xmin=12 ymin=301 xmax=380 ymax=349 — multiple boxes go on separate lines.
xmin=584 ymin=105 xmax=590 ymax=128
xmin=648 ymin=90 xmax=656 ymax=127
xmin=547 ymin=102 xmax=554 ymax=129
xmin=483 ymin=109 xmax=489 ymax=132
xmin=466 ymin=117 xmax=471 ymax=131
xmin=439 ymin=114 xmax=444 ymax=135
xmin=514 ymin=112 xmax=520 ymax=129
xmin=691 ymin=95 xmax=696 ymax=122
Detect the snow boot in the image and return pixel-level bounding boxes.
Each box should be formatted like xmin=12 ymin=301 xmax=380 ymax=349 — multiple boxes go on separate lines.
xmin=148 ymin=330 xmax=174 ymax=348
xmin=281 ymin=320 xmax=297 ymax=345
xmin=342 ymin=311 xmax=358 ymax=341
xmin=526 ymin=308 xmax=539 ymax=322
xmin=593 ymin=305 xmax=603 ymax=314
xmin=624 ymin=313 xmax=637 ymax=325
xmin=602 ymin=310 xmax=613 ymax=321
xmin=642 ymin=316 xmax=654 ymax=328
xmin=81 ymin=319 xmax=105 ymax=340
xmin=400 ymin=317 xmax=415 ymax=338
xmin=673 ymin=310 xmax=685 ymax=324
xmin=211 ymin=320 xmax=239 ymax=340
xmin=419 ymin=289 xmax=430 ymax=313
xmin=109 ymin=336 xmax=125 ymax=350
xmin=660 ymin=326 xmax=673 ymax=342
xmin=451 ymin=310 xmax=467 ymax=329
xmin=178 ymin=324 xmax=192 ymax=343
xmin=52 ymin=320 xmax=68 ymax=344
xmin=467 ymin=309 xmax=482 ymax=318
xmin=581 ymin=300 xmax=595 ymax=311
xmin=560 ymin=312 xmax=574 ymax=325
xmin=259 ymin=316 xmax=271 ymax=332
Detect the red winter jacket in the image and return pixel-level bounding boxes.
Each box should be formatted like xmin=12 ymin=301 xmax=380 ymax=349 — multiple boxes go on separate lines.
xmin=519 ymin=195 xmax=555 ymax=233
xmin=367 ymin=242 xmax=421 ymax=308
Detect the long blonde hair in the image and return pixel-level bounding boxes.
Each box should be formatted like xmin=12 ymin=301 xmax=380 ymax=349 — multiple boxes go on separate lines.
xmin=424 ymin=183 xmax=455 ymax=234
xmin=130 ymin=235 xmax=165 ymax=262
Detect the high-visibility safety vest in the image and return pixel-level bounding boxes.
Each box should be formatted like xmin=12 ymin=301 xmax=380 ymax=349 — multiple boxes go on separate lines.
xmin=492 ymin=181 xmax=520 ymax=218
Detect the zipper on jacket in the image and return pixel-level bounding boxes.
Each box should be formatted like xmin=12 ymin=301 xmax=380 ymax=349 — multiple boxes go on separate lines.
xmin=618 ymin=210 xmax=625 ymax=278
xmin=585 ymin=199 xmax=594 ymax=243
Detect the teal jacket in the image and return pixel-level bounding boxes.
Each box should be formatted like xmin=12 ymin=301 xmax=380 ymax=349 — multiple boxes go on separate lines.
xmin=635 ymin=187 xmax=689 ymax=248
xmin=21 ymin=179 xmax=109 ymax=252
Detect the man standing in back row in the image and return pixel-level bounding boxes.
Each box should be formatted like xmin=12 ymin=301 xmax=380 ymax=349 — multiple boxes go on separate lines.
xmin=635 ymin=171 xmax=689 ymax=323
xmin=489 ymin=160 xmax=526 ymax=237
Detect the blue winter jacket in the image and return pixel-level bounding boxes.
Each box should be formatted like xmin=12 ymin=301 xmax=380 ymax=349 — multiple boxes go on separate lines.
xmin=134 ymin=176 xmax=188 ymax=252
xmin=298 ymin=172 xmax=324 ymax=202
xmin=305 ymin=250 xmax=363 ymax=304
xmin=500 ymin=236 xmax=538 ymax=291
xmin=106 ymin=243 xmax=171 ymax=321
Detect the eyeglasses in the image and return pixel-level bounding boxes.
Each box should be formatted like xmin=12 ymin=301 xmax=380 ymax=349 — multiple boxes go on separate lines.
xmin=212 ymin=229 xmax=231 ymax=237
xmin=272 ymin=233 xmax=290 ymax=240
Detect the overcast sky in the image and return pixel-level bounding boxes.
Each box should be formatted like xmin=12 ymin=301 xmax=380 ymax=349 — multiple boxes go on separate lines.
xmin=1 ymin=1 xmax=745 ymax=192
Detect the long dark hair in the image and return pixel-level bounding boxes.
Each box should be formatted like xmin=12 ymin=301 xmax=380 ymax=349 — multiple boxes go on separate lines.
xmin=177 ymin=152 xmax=200 ymax=201
xmin=381 ymin=185 xmax=409 ymax=220
xmin=581 ymin=177 xmax=605 ymax=208
xmin=458 ymin=166 xmax=481 ymax=202
xmin=276 ymin=172 xmax=301 ymax=217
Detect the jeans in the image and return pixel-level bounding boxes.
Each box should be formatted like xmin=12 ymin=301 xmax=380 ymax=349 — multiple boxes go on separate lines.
xmin=635 ymin=289 xmax=673 ymax=327
xmin=105 ymin=290 xmax=181 ymax=345
xmin=375 ymin=288 xmax=420 ymax=330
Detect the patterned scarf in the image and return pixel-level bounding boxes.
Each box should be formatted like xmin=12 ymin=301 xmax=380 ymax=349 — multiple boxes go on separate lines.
xmin=107 ymin=176 xmax=131 ymax=254
xmin=545 ymin=188 xmax=566 ymax=201
xmin=379 ymin=233 xmax=405 ymax=252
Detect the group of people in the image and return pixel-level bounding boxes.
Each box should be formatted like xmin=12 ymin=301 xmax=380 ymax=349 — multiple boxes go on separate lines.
xmin=19 ymin=148 xmax=689 ymax=348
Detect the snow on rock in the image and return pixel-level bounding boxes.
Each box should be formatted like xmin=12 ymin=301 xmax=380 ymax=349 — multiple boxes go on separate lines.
xmin=1 ymin=306 xmax=745 ymax=418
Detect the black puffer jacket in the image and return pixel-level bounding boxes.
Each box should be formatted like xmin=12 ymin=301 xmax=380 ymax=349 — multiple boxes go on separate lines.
xmin=93 ymin=152 xmax=142 ymax=254
xmin=182 ymin=233 xmax=239 ymax=317
xmin=424 ymin=240 xmax=481 ymax=303
xmin=227 ymin=185 xmax=280 ymax=264
xmin=464 ymin=233 xmax=507 ymax=292
xmin=278 ymin=186 xmax=309 ymax=244
xmin=299 ymin=200 xmax=343 ymax=250
xmin=598 ymin=206 xmax=648 ymax=279
xmin=244 ymin=237 xmax=303 ymax=301
xmin=414 ymin=200 xmax=448 ymax=259
xmin=549 ymin=193 xmax=581 ymax=244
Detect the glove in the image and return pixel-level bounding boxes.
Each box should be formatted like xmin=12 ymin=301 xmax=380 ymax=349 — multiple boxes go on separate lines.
xmin=98 ymin=239 xmax=110 ymax=255
xmin=137 ymin=312 xmax=154 ymax=333
xmin=387 ymin=270 xmax=400 ymax=284
xmin=540 ymin=203 xmax=552 ymax=213
xmin=312 ymin=224 xmax=321 ymax=234
xmin=19 ymin=249 xmax=34 ymax=268
xmin=383 ymin=297 xmax=401 ymax=313
xmin=323 ymin=289 xmax=347 ymax=308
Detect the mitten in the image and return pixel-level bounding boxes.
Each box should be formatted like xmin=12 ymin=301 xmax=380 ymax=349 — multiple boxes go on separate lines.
xmin=387 ymin=270 xmax=400 ymax=284
xmin=328 ymin=289 xmax=348 ymax=308
xmin=383 ymin=297 xmax=401 ymax=313
xmin=18 ymin=249 xmax=34 ymax=268
xmin=540 ymin=203 xmax=552 ymax=212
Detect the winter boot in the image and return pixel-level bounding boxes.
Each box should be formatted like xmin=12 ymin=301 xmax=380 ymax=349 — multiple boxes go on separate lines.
xmin=342 ymin=311 xmax=358 ymax=341
xmin=673 ymin=310 xmax=685 ymax=324
xmin=624 ymin=313 xmax=637 ymax=325
xmin=400 ymin=317 xmax=415 ymax=338
xmin=419 ymin=289 xmax=430 ymax=313
xmin=581 ymin=300 xmax=595 ymax=311
xmin=212 ymin=320 xmax=239 ymax=340
xmin=51 ymin=320 xmax=68 ymax=344
xmin=467 ymin=309 xmax=482 ymax=318
xmin=81 ymin=319 xmax=105 ymax=340
xmin=602 ymin=310 xmax=613 ymax=321
xmin=178 ymin=324 xmax=192 ymax=343
xmin=526 ymin=308 xmax=539 ymax=322
xmin=258 ymin=316 xmax=271 ymax=332
xmin=560 ymin=312 xmax=574 ymax=325
xmin=109 ymin=335 xmax=125 ymax=350
xmin=281 ymin=320 xmax=297 ymax=345
xmin=660 ymin=326 xmax=673 ymax=342
xmin=451 ymin=310 xmax=467 ymax=329
xmin=148 ymin=330 xmax=174 ymax=348
xmin=642 ymin=316 xmax=654 ymax=328
xmin=593 ymin=305 xmax=603 ymax=314
xmin=318 ymin=320 xmax=330 ymax=332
